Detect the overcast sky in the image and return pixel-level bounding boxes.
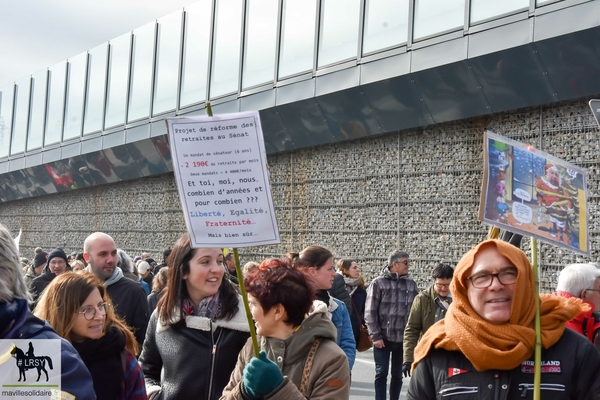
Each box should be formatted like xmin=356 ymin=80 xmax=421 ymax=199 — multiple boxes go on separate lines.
xmin=0 ymin=0 xmax=198 ymax=88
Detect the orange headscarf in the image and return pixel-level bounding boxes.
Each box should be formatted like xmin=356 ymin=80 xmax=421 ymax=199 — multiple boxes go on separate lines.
xmin=412 ymin=239 xmax=585 ymax=372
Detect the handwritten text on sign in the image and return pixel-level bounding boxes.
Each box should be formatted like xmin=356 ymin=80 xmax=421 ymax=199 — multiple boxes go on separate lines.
xmin=167 ymin=112 xmax=280 ymax=248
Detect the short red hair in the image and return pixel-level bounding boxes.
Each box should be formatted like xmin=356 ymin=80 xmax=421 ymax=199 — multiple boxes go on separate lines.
xmin=244 ymin=258 xmax=316 ymax=327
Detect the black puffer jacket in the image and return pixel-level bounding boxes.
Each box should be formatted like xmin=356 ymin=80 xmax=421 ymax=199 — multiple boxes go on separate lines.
xmin=139 ymin=297 xmax=250 ymax=400
xmin=407 ymin=328 xmax=600 ymax=400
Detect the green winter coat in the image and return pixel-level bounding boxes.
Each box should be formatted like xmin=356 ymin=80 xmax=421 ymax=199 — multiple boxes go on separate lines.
xmin=403 ymin=284 xmax=451 ymax=364
xmin=23 ymin=265 xmax=40 ymax=288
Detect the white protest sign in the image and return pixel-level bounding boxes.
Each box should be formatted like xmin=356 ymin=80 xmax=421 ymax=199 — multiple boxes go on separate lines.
xmin=167 ymin=111 xmax=280 ymax=248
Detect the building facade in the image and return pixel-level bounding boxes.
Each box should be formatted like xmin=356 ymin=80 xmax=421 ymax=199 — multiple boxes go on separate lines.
xmin=0 ymin=0 xmax=599 ymax=289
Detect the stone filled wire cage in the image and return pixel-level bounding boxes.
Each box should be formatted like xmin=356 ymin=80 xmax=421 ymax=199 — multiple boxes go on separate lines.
xmin=240 ymin=100 xmax=600 ymax=293
xmin=2 ymin=99 xmax=600 ymax=294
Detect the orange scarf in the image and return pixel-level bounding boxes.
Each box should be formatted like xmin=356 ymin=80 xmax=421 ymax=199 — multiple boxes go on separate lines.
xmin=412 ymin=239 xmax=584 ymax=372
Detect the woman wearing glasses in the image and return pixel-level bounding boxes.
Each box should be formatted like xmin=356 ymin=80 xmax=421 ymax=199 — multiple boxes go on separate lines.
xmin=34 ymin=272 xmax=146 ymax=400
xmin=402 ymin=263 xmax=453 ymax=377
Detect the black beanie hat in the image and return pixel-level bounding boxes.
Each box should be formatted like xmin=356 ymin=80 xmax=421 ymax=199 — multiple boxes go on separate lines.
xmin=34 ymin=251 xmax=49 ymax=268
xmin=46 ymin=248 xmax=69 ymax=268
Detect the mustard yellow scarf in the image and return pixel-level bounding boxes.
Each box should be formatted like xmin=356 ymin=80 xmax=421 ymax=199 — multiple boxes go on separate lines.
xmin=413 ymin=239 xmax=584 ymax=371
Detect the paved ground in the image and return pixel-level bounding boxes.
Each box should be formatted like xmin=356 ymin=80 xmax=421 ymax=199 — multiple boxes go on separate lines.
xmin=350 ymin=348 xmax=410 ymax=400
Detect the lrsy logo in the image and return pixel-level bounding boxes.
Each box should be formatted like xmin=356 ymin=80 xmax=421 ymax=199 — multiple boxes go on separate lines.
xmin=0 ymin=339 xmax=62 ymax=399
xmin=10 ymin=342 xmax=52 ymax=382
xmin=11 ymin=342 xmax=54 ymax=382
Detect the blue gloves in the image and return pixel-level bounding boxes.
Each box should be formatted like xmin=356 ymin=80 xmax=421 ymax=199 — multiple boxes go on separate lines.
xmin=242 ymin=351 xmax=284 ymax=399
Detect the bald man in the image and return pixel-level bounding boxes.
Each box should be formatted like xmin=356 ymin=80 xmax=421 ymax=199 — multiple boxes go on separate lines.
xmin=84 ymin=232 xmax=149 ymax=348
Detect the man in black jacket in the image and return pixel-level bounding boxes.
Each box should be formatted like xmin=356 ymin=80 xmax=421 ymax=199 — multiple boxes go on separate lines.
xmin=407 ymin=239 xmax=600 ymax=400
xmin=83 ymin=232 xmax=149 ymax=349
xmin=29 ymin=248 xmax=71 ymax=307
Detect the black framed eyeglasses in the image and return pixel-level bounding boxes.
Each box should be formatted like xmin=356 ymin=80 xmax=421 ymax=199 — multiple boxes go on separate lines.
xmin=467 ymin=270 xmax=517 ymax=288
xmin=77 ymin=303 xmax=109 ymax=320
xmin=435 ymin=283 xmax=450 ymax=289
xmin=396 ymin=260 xmax=410 ymax=266
xmin=586 ymin=288 xmax=600 ymax=293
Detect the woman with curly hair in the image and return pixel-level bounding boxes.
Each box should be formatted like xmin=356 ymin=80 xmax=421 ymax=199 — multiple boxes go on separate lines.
xmin=34 ymin=272 xmax=146 ymax=400
xmin=221 ymin=257 xmax=350 ymax=399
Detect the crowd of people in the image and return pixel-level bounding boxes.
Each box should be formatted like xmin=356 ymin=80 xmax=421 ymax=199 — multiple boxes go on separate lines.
xmin=2 ymin=222 xmax=600 ymax=400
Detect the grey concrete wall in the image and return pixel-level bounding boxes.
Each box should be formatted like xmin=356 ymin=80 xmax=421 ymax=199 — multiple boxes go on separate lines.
xmin=2 ymin=98 xmax=598 ymax=291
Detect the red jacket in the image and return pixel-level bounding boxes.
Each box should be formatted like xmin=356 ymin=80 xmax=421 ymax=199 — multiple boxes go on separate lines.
xmin=554 ymin=291 xmax=600 ymax=345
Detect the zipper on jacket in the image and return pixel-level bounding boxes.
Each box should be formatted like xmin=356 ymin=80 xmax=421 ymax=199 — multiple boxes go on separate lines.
xmin=386 ymin=320 xmax=391 ymax=339
xmin=207 ymin=326 xmax=224 ymax=399
xmin=519 ymin=383 xmax=565 ymax=397
xmin=494 ymin=373 xmax=500 ymax=400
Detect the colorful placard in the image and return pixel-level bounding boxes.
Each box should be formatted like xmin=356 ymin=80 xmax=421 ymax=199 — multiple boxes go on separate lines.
xmin=479 ymin=130 xmax=589 ymax=255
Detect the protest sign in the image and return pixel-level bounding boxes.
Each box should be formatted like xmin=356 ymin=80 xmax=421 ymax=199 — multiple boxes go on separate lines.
xmin=166 ymin=111 xmax=280 ymax=248
xmin=479 ymin=130 xmax=589 ymax=255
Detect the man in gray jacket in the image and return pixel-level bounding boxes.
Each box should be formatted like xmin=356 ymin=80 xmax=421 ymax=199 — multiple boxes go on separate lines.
xmin=365 ymin=250 xmax=418 ymax=400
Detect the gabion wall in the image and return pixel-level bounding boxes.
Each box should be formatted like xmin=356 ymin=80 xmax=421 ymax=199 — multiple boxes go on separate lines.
xmin=1 ymin=98 xmax=598 ymax=292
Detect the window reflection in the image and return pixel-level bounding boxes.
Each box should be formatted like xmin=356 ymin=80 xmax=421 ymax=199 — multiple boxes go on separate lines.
xmin=128 ymin=23 xmax=155 ymax=122
xmin=210 ymin=0 xmax=244 ymax=98
xmin=12 ymin=77 xmax=31 ymax=155
xmin=45 ymin=61 xmax=67 ymax=146
xmin=413 ymin=0 xmax=464 ymax=40
xmin=84 ymin=44 xmax=108 ymax=134
xmin=471 ymin=0 xmax=527 ymax=23
xmin=154 ymin=11 xmax=182 ymax=115
xmin=318 ymin=0 xmax=360 ymax=67
xmin=28 ymin=70 xmax=47 ymax=150
xmin=279 ymin=0 xmax=317 ymax=78
xmin=63 ymin=52 xmax=87 ymax=140
xmin=363 ymin=0 xmax=409 ymax=54
xmin=105 ymin=33 xmax=131 ymax=128
xmin=180 ymin=1 xmax=212 ymax=108
xmin=242 ymin=0 xmax=278 ymax=89
xmin=0 ymin=84 xmax=15 ymax=158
